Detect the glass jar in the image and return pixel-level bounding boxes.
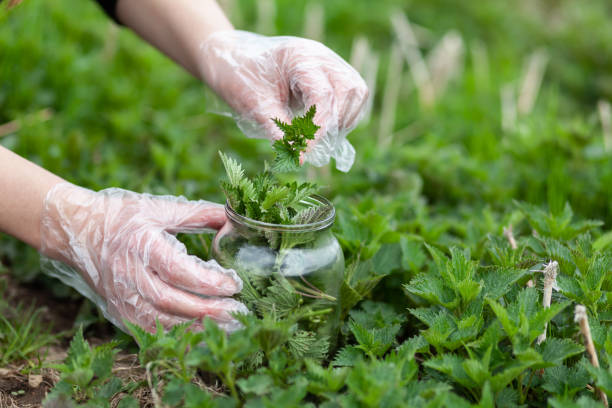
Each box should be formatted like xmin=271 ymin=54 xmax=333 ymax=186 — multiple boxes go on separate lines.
xmin=211 ymin=195 xmax=344 ymax=337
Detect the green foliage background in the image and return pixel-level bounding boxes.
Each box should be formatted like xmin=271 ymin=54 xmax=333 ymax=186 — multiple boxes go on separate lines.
xmin=3 ymin=0 xmax=612 ymax=406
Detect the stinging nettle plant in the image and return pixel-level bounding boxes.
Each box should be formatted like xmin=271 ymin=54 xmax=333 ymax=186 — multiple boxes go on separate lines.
xmin=218 ymin=104 xmax=325 ymax=229
xmin=215 ymin=104 xmax=346 ymax=352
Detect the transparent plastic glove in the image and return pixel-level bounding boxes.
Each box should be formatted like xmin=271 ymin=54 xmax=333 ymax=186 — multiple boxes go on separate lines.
xmin=39 ymin=183 xmax=247 ymax=333
xmin=200 ymin=30 xmax=369 ymax=172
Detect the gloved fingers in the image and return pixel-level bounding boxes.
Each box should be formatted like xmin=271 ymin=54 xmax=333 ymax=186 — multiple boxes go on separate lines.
xmin=289 ymin=66 xmax=336 ymax=155
xmin=325 ymin=66 xmax=369 ymax=131
xmin=106 ymin=292 xmax=207 ymax=333
xmin=259 ymin=104 xmax=292 ymax=141
xmin=146 ymin=232 xmax=242 ymax=296
xmin=234 ymin=80 xmax=292 ymax=141
xmin=138 ymin=269 xmax=247 ymax=322
xmin=149 ymin=199 xmax=226 ymax=233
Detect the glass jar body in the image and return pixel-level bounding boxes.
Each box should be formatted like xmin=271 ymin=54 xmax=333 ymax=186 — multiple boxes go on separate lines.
xmin=211 ymin=199 xmax=344 ymax=337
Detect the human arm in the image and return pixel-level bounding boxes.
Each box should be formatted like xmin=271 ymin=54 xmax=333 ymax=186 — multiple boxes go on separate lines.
xmin=0 ymin=146 xmax=246 ymax=332
xmin=115 ymin=0 xmax=233 ymax=79
xmin=111 ymin=0 xmax=369 ymax=171
xmin=0 ymin=146 xmax=65 ymax=249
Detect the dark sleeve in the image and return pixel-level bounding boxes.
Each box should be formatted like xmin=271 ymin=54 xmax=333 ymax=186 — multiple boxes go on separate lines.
xmin=93 ymin=0 xmax=122 ymax=25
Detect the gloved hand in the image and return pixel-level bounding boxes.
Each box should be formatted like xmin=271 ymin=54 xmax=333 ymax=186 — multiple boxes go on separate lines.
xmin=39 ymin=183 xmax=247 ymax=333
xmin=199 ymin=30 xmax=369 ymax=172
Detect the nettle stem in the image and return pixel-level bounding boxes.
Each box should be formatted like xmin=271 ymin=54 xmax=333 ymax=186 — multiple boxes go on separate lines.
xmin=575 ymin=305 xmax=609 ymax=407
xmin=536 ymin=260 xmax=558 ymax=345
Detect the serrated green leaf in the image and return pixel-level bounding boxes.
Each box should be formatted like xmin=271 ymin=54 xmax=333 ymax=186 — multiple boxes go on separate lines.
xmin=237 ymin=374 xmax=274 ymax=396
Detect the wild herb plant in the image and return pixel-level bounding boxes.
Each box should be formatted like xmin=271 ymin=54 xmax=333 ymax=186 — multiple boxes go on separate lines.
xmin=218 ymin=105 xmax=322 ymax=228
xmin=44 ymin=327 xmax=138 ymax=408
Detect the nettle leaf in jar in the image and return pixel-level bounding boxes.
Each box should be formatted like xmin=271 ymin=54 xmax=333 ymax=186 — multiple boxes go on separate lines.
xmin=218 ymin=105 xmax=325 ymax=228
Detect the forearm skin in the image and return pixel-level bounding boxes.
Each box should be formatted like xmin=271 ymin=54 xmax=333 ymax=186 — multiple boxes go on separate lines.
xmin=0 ymin=146 xmax=66 ymax=250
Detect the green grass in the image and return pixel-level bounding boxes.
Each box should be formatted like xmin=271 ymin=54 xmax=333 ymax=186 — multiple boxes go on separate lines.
xmin=0 ymin=274 xmax=59 ymax=367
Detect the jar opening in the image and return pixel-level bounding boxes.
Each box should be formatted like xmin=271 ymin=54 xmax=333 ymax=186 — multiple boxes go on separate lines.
xmin=225 ymin=194 xmax=335 ymax=232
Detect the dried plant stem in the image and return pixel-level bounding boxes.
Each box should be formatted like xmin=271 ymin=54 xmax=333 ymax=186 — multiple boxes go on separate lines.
xmin=470 ymin=40 xmax=489 ymax=89
xmin=501 ymin=83 xmax=517 ymax=133
xmin=146 ymin=362 xmax=163 ymax=408
xmin=378 ymin=42 xmax=403 ymax=149
xmin=0 ymin=108 xmax=53 ymax=138
xmin=350 ymin=36 xmax=379 ymax=124
xmin=426 ymin=30 xmax=464 ymax=98
xmin=598 ymin=100 xmax=612 ymax=152
xmin=518 ymin=49 xmax=548 ymax=115
xmin=503 ymin=225 xmax=518 ymax=250
xmin=303 ymin=2 xmax=325 ymax=42
xmin=575 ymin=305 xmax=609 ymax=407
xmin=391 ymin=11 xmax=435 ymax=107
xmin=255 ymin=0 xmax=276 ymax=36
xmin=536 ymin=261 xmax=558 ymax=345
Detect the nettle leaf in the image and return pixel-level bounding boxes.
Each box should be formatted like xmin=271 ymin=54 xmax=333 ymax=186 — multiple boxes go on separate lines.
xmin=271 ymin=105 xmax=319 ymax=173
xmin=549 ymin=396 xmax=602 ymax=408
xmin=349 ymin=300 xmax=406 ymax=329
xmin=237 ymin=373 xmax=274 ymax=396
xmin=255 ymin=277 xmax=301 ymax=318
xmin=271 ymin=140 xmax=299 ymax=173
xmin=479 ymin=267 xmax=529 ymax=300
xmin=490 ymin=360 xmax=538 ymax=393
xmin=448 ymin=247 xmax=477 ymax=282
xmin=557 ymin=275 xmax=585 ymax=303
xmin=304 ymin=359 xmax=349 ymax=394
xmin=332 ymin=345 xmax=364 ymax=367
xmin=400 ymin=236 xmax=426 ymax=273
xmin=403 ymin=380 xmax=456 ymax=407
xmin=486 ymin=234 xmax=526 ymax=269
xmin=543 ymin=363 xmax=590 ymax=397
xmin=516 ymin=201 xmax=603 ymax=240
xmin=529 ymin=302 xmax=571 ymax=342
xmin=537 ymin=338 xmax=584 ymax=365
xmin=486 ymin=298 xmax=518 ymax=338
xmin=65 ymin=326 xmax=90 ymax=368
xmin=219 ymin=151 xmax=247 ymax=188
xmin=404 ymin=275 xmax=458 ymax=308
xmin=91 ymin=343 xmax=118 ymax=381
xmin=468 ymin=321 xmax=504 ymax=354
xmin=417 ymin=310 xmax=459 ymax=351
xmin=344 ymin=359 xmax=410 ymax=407
xmin=261 ymin=185 xmax=289 ymax=210
xmin=218 ymin=106 xmax=326 ymax=229
xmin=96 ymin=377 xmax=122 ymax=400
xmin=494 ymin=386 xmax=519 ymax=408
xmin=348 ymin=319 xmax=400 ymax=357
xmin=292 ymin=204 xmax=331 ymax=225
xmin=425 ymin=354 xmax=478 ymax=389
xmin=287 ymin=330 xmax=329 ymax=361
xmin=393 ymin=336 xmax=430 ymax=361
xmin=588 ymin=365 xmax=612 ymax=396
xmin=462 ymin=358 xmax=490 ymax=387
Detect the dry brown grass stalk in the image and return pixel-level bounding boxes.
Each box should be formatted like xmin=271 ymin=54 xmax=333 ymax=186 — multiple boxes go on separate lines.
xmin=575 ymin=305 xmax=609 ymax=407
xmin=0 ymin=108 xmax=53 ymax=138
xmin=503 ymin=225 xmax=518 ymax=250
xmin=518 ymin=49 xmax=548 ymax=115
xmin=377 ymin=43 xmax=403 ymax=149
xmin=536 ymin=261 xmax=558 ymax=345
xmin=391 ymin=11 xmax=435 ymax=108
xmin=598 ymin=100 xmax=612 ymax=152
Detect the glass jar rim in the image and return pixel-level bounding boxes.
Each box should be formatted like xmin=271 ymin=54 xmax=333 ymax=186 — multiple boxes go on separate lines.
xmin=225 ymin=194 xmax=335 ymax=232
